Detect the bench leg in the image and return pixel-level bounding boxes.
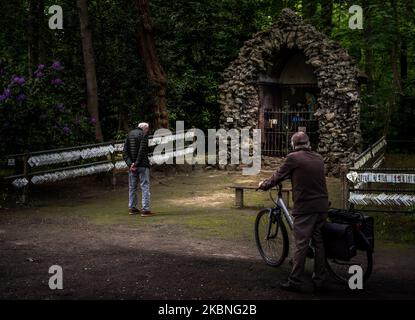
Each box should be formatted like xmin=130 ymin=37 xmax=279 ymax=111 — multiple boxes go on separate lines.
xmin=235 ymin=188 xmax=244 ymax=208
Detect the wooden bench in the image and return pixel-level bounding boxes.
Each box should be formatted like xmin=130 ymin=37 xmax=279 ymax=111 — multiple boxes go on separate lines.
xmin=228 ymin=185 xmax=291 ymax=208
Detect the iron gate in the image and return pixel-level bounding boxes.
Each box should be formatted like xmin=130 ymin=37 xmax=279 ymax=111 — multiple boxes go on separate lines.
xmin=262 ymin=110 xmax=319 ymax=156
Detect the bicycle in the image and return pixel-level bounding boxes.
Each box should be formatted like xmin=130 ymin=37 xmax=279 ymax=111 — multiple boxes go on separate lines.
xmin=254 ymin=183 xmax=374 ymax=284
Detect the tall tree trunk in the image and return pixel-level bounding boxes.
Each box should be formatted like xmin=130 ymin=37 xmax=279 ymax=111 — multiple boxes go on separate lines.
xmin=37 ymin=0 xmax=46 ymax=64
xmin=65 ymin=2 xmax=79 ymax=69
xmin=364 ymin=47 xmax=375 ymax=94
xmin=390 ymin=46 xmax=403 ymax=94
xmin=28 ymin=0 xmax=42 ymax=73
xmin=118 ymin=108 xmax=131 ymax=133
xmin=362 ymin=0 xmax=375 ymax=96
xmin=301 ymin=0 xmax=317 ymax=19
xmin=400 ymin=39 xmax=407 ymax=84
xmin=77 ymin=0 xmax=104 ymax=142
xmin=389 ymin=0 xmax=403 ymax=95
xmin=385 ymin=0 xmax=403 ymax=138
xmin=135 ymin=0 xmax=169 ymax=129
xmin=320 ymin=0 xmax=333 ymax=35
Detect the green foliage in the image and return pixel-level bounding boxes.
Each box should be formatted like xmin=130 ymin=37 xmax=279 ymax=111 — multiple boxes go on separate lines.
xmin=0 ymin=59 xmax=94 ymax=154
xmin=330 ymin=0 xmax=415 ymax=145
xmin=150 ymin=0 xmax=263 ymax=129
xmin=0 ymin=0 xmax=414 ymax=153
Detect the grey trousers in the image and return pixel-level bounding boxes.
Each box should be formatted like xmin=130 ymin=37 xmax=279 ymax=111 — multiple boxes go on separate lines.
xmin=128 ymin=167 xmax=150 ymax=211
xmin=288 ymin=213 xmax=328 ymax=288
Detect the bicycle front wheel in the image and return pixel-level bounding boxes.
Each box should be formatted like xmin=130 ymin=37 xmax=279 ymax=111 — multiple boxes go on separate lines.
xmin=255 ymin=209 xmax=289 ymax=267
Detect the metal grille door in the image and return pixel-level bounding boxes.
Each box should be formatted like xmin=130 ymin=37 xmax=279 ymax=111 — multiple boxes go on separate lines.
xmin=262 ymin=110 xmax=318 ymax=156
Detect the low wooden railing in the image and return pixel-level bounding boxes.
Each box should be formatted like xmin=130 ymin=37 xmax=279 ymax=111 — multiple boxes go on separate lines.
xmin=1 ymin=130 xmax=196 ymax=203
xmin=340 ymin=137 xmax=415 ymax=213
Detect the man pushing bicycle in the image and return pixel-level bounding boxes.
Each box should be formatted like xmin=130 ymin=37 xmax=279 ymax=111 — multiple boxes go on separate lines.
xmin=258 ymin=132 xmax=329 ymax=293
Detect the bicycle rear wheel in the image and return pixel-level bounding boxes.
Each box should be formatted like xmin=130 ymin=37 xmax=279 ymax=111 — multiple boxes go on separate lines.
xmin=255 ymin=209 xmax=289 ymax=267
xmin=325 ymin=237 xmax=373 ymax=284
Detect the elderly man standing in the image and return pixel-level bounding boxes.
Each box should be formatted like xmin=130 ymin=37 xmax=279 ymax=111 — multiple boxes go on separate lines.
xmin=123 ymin=122 xmax=154 ymax=217
xmin=258 ymin=132 xmax=329 ymax=293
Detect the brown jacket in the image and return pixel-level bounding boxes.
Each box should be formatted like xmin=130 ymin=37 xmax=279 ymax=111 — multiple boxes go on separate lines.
xmin=260 ymin=148 xmax=329 ymax=215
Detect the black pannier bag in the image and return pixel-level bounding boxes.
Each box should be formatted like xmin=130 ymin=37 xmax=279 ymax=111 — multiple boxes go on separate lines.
xmin=328 ymin=209 xmax=374 ymax=251
xmin=322 ymin=222 xmax=357 ymax=261
xmin=355 ymin=215 xmax=374 ymax=250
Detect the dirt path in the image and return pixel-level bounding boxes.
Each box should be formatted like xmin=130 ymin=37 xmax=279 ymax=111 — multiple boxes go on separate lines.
xmin=1 ymin=171 xmax=414 ymax=299
xmin=1 ymin=218 xmax=415 ymax=300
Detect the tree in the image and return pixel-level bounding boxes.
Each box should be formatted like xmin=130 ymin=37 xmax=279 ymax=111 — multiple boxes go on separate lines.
xmin=362 ymin=0 xmax=375 ymax=96
xmin=302 ymin=0 xmax=317 ymax=19
xmin=320 ymin=0 xmax=333 ymax=35
xmin=134 ymin=0 xmax=169 ymax=129
xmin=389 ymin=0 xmax=403 ymax=95
xmin=77 ymin=0 xmax=103 ymax=141
xmin=28 ymin=0 xmax=46 ymax=73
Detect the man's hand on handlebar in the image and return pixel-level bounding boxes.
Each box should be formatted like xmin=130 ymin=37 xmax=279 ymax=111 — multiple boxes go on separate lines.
xmin=256 ymin=180 xmax=265 ymax=191
xmin=257 ymin=181 xmax=283 ymax=192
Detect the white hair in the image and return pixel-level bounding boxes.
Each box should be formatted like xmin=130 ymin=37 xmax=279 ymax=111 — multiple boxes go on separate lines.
xmin=138 ymin=122 xmax=149 ymax=130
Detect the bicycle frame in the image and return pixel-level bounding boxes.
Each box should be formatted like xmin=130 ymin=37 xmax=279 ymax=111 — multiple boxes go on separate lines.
xmin=277 ymin=197 xmax=294 ymax=230
xmin=269 ymin=184 xmax=294 ymax=231
xmin=263 ymin=185 xmax=317 ymax=262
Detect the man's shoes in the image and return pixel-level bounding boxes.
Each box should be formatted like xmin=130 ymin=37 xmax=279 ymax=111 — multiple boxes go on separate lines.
xmin=279 ymin=281 xmax=309 ymax=293
xmin=140 ymin=210 xmax=156 ymax=217
xmin=129 ymin=208 xmax=140 ymax=215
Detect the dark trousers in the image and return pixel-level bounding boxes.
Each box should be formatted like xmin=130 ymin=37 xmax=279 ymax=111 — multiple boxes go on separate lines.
xmin=288 ymin=213 xmax=328 ymax=288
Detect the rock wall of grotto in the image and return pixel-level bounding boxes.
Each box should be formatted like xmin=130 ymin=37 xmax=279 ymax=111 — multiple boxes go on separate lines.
xmin=219 ymin=8 xmax=362 ymax=175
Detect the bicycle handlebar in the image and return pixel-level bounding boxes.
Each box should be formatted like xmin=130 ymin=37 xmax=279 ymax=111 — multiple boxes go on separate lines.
xmin=256 ymin=183 xmax=283 ymax=192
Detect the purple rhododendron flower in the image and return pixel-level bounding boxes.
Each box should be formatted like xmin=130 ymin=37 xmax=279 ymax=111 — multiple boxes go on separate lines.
xmin=34 ymin=70 xmax=44 ymax=78
xmin=1 ymin=88 xmax=12 ymax=101
xmin=89 ymin=117 xmax=97 ymax=125
xmin=34 ymin=64 xmax=46 ymax=78
xmin=52 ymin=61 xmax=63 ymax=71
xmin=3 ymin=88 xmax=11 ymax=99
xmin=51 ymin=78 xmax=63 ymax=85
xmin=11 ymin=75 xmax=25 ymax=86
xmin=16 ymin=93 xmax=27 ymax=102
xmin=63 ymin=126 xmax=71 ymax=134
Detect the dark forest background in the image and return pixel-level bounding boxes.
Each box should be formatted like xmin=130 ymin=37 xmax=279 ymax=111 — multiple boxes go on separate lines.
xmin=0 ymin=0 xmax=414 ymax=155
